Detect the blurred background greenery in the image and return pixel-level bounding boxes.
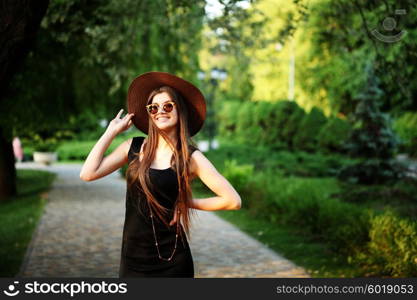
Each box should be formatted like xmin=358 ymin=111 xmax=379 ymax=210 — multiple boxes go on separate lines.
xmin=1 ymin=0 xmax=417 ymax=277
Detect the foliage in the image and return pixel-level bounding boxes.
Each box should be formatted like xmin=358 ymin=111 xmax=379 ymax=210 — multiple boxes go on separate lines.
xmin=222 ymin=159 xmax=254 ymax=194
xmin=203 ymin=0 xmax=266 ymax=101
xmin=230 ymin=166 xmax=370 ymax=255
xmin=3 ymin=0 xmax=205 ymax=142
xmin=267 ymin=100 xmax=304 ymax=149
xmin=337 ymin=158 xmax=407 ymax=185
xmin=351 ymin=210 xmax=417 ymax=277
xmin=296 ymin=0 xmax=417 ymax=115
xmin=338 ymin=65 xmax=404 ymax=184
xmin=317 ymin=116 xmax=351 ymax=153
xmin=335 ymin=177 xmax=417 ymax=220
xmin=281 ymin=104 xmax=306 ymax=149
xmin=393 ymin=112 xmax=417 ymax=157
xmin=216 ymin=101 xmax=240 ymax=140
xmin=344 ymin=65 xmax=398 ymax=159
xmin=204 ymin=142 xmax=417 ymax=276
xmin=22 ymin=129 xmax=74 ymax=152
xmin=293 ymin=106 xmax=327 ymax=151
xmin=208 ymin=137 xmax=357 ymax=177
xmin=217 ymin=100 xmax=337 ymax=152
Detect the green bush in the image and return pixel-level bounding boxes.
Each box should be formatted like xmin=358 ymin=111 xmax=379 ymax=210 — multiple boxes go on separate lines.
xmin=255 ymin=100 xmax=304 ymax=149
xmin=267 ymin=177 xmax=368 ymax=252
xmin=315 ymin=198 xmax=370 ymax=253
xmin=293 ymin=107 xmax=327 ymax=151
xmin=222 ymin=159 xmax=254 ymax=193
xmin=337 ymin=158 xmax=407 ymax=185
xmin=217 ymin=100 xmax=308 ymax=151
xmin=233 ymin=171 xmax=369 ymax=253
xmin=234 ymin=101 xmax=257 ymax=145
xmin=253 ymin=101 xmax=286 ymax=149
xmin=21 ymin=129 xmax=74 ymax=152
xmin=317 ymin=117 xmax=351 ymax=153
xmin=393 ymin=112 xmax=417 ymax=157
xmin=217 ymin=101 xmax=241 ymax=140
xmin=336 ymin=177 xmax=417 ymax=220
xmin=352 ymin=210 xmax=417 ymax=277
xmin=222 ymin=159 xmax=256 ymax=210
xmin=282 ymin=105 xmax=306 ymax=149
xmin=57 ymin=141 xmax=96 ymax=161
xmin=211 ymin=138 xmax=357 ymax=177
xmin=204 ymin=143 xmax=417 ymax=276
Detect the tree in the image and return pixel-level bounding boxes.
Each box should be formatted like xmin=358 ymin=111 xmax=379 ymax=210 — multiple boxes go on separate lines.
xmin=338 ymin=64 xmax=404 ymax=184
xmin=0 ymin=0 xmax=205 ymax=201
xmin=294 ymin=0 xmax=417 ymax=116
xmin=0 ymin=0 xmax=49 ymax=201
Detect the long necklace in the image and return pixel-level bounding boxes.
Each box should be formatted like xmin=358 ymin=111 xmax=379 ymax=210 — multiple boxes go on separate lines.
xmin=147 ymin=200 xmax=180 ymax=261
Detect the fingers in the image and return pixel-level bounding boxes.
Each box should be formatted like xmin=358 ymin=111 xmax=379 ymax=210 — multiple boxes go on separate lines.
xmin=116 ymin=109 xmax=124 ymax=119
xmin=123 ymin=112 xmax=134 ymax=120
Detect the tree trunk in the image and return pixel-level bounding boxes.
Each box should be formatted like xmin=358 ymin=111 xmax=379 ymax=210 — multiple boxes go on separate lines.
xmin=0 ymin=126 xmax=16 ymax=201
xmin=0 ymin=0 xmax=49 ymax=201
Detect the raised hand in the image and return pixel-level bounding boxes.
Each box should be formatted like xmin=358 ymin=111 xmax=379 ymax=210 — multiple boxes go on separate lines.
xmin=107 ymin=109 xmax=135 ymax=136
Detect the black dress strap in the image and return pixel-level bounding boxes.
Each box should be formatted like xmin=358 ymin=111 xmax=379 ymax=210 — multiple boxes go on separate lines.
xmin=128 ymin=136 xmax=145 ymax=163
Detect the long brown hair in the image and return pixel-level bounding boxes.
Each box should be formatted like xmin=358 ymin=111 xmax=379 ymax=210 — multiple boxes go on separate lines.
xmin=126 ymin=86 xmax=199 ymax=240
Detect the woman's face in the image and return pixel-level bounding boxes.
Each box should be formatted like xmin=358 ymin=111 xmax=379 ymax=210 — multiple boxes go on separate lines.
xmin=151 ymin=92 xmax=179 ymax=131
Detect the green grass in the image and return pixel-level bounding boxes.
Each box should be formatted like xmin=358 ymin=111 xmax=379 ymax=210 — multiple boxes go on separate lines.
xmin=191 ymin=179 xmax=359 ymax=278
xmin=0 ymin=169 xmax=56 ymax=277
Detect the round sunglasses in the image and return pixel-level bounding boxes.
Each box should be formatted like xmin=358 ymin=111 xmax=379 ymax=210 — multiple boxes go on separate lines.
xmin=145 ymin=101 xmax=176 ymax=115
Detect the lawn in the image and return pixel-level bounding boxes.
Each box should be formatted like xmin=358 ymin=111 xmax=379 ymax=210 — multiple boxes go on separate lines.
xmin=0 ymin=169 xmax=56 ymax=277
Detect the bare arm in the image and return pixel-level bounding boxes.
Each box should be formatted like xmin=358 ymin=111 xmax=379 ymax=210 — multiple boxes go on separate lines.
xmin=189 ymin=150 xmax=242 ymax=211
xmin=79 ymin=109 xmax=134 ymax=181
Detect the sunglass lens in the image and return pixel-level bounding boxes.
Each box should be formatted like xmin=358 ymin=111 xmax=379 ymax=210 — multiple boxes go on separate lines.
xmin=164 ymin=103 xmax=174 ymax=112
xmin=148 ymin=105 xmax=158 ymax=114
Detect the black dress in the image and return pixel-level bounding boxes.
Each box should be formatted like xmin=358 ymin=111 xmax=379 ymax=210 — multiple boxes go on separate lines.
xmin=119 ymin=136 xmax=195 ymax=278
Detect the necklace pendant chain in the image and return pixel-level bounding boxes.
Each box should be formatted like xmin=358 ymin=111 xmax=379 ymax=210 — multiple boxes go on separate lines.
xmin=148 ymin=202 xmax=180 ymax=261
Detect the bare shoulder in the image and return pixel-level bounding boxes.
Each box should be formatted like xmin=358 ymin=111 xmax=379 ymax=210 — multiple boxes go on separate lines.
xmin=190 ymin=150 xmax=203 ymax=180
xmin=190 ymin=150 xmax=216 ymax=179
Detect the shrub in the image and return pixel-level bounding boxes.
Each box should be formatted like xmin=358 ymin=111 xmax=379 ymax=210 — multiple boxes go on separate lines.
xmin=282 ymin=105 xmax=305 ymax=149
xmin=352 ymin=210 xmax=417 ymax=277
xmin=217 ymin=101 xmax=241 ymax=140
xmin=293 ymin=107 xmax=327 ymax=152
xmin=217 ymin=100 xmax=307 ymax=151
xmin=393 ymin=112 xmax=417 ymax=157
xmin=233 ymin=101 xmax=252 ymax=145
xmin=317 ymin=117 xmax=351 ymax=153
xmin=231 ymin=170 xmax=369 ymax=254
xmin=316 ymin=198 xmax=370 ymax=253
xmin=253 ymin=101 xmax=286 ymax=150
xmin=222 ymin=159 xmax=254 ymax=191
xmin=57 ymin=141 xmax=94 ymax=161
xmin=269 ymin=177 xmax=368 ymax=250
xmin=263 ymin=100 xmax=304 ymax=149
xmin=337 ymin=158 xmax=407 ymax=185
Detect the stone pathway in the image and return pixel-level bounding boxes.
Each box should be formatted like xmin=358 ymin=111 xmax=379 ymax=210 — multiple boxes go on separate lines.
xmin=16 ymin=162 xmax=309 ymax=278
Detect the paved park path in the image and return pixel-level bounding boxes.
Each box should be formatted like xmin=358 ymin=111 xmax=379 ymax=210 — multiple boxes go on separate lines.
xmin=16 ymin=162 xmax=309 ymax=278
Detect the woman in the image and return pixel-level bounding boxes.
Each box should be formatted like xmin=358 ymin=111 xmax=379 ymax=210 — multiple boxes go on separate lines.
xmin=80 ymin=72 xmax=241 ymax=278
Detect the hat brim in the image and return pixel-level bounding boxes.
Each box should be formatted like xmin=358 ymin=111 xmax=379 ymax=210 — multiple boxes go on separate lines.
xmin=127 ymin=72 xmax=206 ymax=137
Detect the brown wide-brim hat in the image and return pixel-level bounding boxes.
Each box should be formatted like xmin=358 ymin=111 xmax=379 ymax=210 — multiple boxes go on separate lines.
xmin=127 ymin=71 xmax=206 ymax=137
